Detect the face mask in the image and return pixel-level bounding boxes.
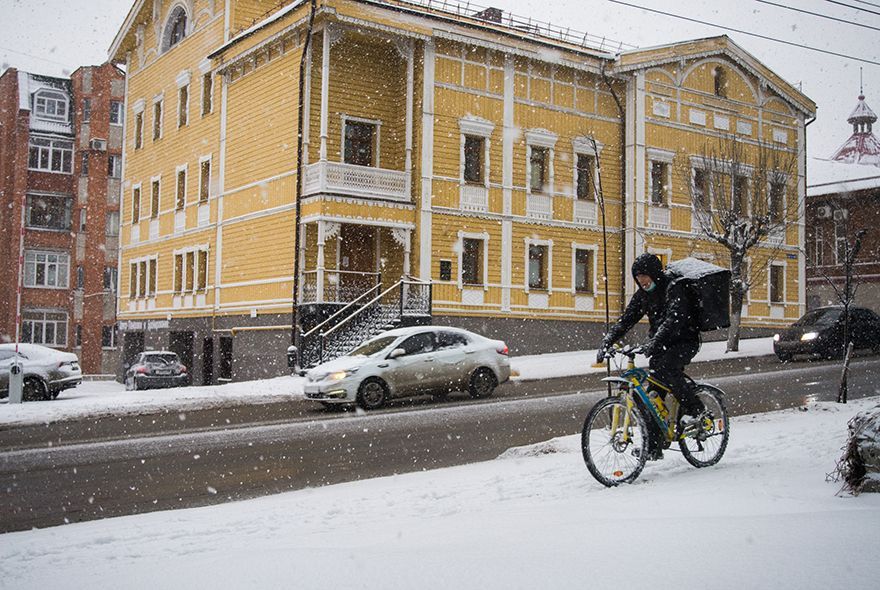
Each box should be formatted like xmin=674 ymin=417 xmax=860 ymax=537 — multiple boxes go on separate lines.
xmin=642 ymin=280 xmax=656 ymax=293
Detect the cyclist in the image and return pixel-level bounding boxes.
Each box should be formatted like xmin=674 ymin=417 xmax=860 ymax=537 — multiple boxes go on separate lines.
xmin=597 ymin=253 xmax=706 ymax=457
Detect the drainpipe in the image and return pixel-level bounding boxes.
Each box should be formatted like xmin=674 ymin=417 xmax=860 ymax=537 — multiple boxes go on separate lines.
xmin=293 ymin=0 xmax=318 ymax=369
xmin=601 ymin=63 xmax=627 ymax=313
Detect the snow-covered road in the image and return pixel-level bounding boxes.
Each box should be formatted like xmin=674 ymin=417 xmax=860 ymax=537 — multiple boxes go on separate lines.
xmin=0 ymin=396 xmax=877 ymax=589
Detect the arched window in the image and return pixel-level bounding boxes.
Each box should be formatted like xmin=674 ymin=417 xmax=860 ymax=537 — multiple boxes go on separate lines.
xmin=33 ymin=90 xmax=69 ymax=122
xmin=713 ymin=66 xmax=727 ymax=98
xmin=162 ymin=6 xmax=188 ymax=52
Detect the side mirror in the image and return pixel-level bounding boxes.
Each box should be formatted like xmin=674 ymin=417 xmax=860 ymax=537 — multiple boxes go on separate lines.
xmin=388 ymin=348 xmax=406 ymax=359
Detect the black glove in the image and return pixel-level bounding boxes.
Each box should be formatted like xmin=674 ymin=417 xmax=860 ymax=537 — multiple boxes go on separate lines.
xmin=596 ymin=347 xmax=607 ymax=364
xmin=642 ymin=340 xmax=656 ymax=358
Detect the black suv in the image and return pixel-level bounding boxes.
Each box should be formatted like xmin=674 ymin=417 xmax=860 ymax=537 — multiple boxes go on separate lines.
xmin=773 ymin=306 xmax=880 ymax=361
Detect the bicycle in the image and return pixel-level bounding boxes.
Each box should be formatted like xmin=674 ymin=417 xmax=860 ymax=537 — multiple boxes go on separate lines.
xmin=581 ymin=344 xmax=730 ymax=487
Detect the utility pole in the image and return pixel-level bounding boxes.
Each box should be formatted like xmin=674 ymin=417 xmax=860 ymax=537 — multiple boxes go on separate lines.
xmin=9 ymin=179 xmax=28 ymax=403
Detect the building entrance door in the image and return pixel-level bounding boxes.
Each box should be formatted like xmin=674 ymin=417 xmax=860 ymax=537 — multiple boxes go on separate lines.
xmin=169 ymin=331 xmax=194 ymax=374
xmin=339 ymin=225 xmax=377 ymax=299
xmin=122 ymin=331 xmax=144 ymax=372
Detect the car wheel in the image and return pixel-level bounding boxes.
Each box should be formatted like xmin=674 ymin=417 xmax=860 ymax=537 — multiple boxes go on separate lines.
xmin=357 ymin=378 xmax=388 ymax=410
xmin=22 ymin=377 xmax=48 ymax=402
xmin=468 ymin=368 xmax=497 ymax=399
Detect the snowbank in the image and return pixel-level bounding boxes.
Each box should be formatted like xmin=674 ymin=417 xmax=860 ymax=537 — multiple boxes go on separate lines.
xmin=1 ymin=397 xmax=877 ymax=589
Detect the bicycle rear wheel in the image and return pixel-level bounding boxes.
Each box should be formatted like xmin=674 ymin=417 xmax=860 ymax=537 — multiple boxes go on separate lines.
xmin=582 ymin=396 xmax=649 ymax=487
xmin=678 ymin=385 xmax=730 ymax=468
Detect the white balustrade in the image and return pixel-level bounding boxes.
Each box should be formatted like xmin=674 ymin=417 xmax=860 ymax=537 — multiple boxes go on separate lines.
xmin=648 ymin=205 xmax=670 ymax=229
xmin=460 ymin=185 xmax=488 ymax=212
xmin=303 ymin=161 xmax=409 ymax=201
xmin=197 ymin=203 xmax=210 ymax=227
xmin=527 ymin=194 xmax=553 ymax=220
xmin=174 ymin=210 xmax=185 ymax=233
xmin=691 ymin=209 xmax=711 ymax=233
xmin=149 ymin=219 xmax=159 ymax=240
xmin=573 ymin=199 xmax=597 ymax=225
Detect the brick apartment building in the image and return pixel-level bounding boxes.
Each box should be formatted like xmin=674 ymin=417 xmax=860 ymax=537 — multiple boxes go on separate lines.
xmin=0 ymin=64 xmax=125 ymax=374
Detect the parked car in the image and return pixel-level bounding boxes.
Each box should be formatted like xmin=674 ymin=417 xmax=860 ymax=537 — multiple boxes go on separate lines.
xmin=0 ymin=343 xmax=82 ymax=401
xmin=304 ymin=326 xmax=511 ymax=410
xmin=773 ymin=306 xmax=880 ymax=361
xmin=124 ymin=351 xmax=189 ymax=391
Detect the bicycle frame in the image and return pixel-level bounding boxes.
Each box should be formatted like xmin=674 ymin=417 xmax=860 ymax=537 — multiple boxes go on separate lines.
xmin=601 ymin=354 xmax=679 ymax=444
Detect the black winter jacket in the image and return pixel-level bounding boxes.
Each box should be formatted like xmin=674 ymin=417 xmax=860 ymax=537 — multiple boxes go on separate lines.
xmin=603 ymin=254 xmax=700 ymax=351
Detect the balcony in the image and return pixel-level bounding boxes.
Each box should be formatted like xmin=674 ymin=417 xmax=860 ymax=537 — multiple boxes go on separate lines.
xmin=527 ymin=194 xmax=553 ymax=220
xmin=460 ymin=184 xmax=488 ymax=212
xmin=648 ymin=205 xmax=670 ymax=229
xmin=573 ymin=199 xmax=597 ymax=225
xmin=303 ymin=161 xmax=409 ymax=202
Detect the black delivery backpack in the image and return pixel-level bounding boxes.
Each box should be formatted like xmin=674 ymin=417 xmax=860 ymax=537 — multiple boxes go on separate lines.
xmin=665 ymin=257 xmax=731 ymax=332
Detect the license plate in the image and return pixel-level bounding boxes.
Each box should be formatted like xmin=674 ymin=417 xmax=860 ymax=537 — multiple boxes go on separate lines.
xmin=155 ymin=369 xmax=172 ymax=376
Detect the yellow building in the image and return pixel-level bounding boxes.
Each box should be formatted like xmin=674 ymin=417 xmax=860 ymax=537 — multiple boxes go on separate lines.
xmin=109 ymin=0 xmax=815 ymax=382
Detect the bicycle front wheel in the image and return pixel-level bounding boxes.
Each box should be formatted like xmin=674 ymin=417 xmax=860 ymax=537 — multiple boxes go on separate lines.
xmin=678 ymin=385 xmax=730 ymax=468
xmin=582 ymin=396 xmax=649 ymax=487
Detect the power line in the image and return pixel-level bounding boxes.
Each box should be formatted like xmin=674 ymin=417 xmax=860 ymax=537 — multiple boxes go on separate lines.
xmin=849 ymin=0 xmax=880 ymax=9
xmin=756 ymin=0 xmax=880 ymax=32
xmin=824 ymin=0 xmax=880 ymax=17
xmin=0 ymin=45 xmax=69 ymax=69
xmin=607 ymin=1 xmax=880 ymax=67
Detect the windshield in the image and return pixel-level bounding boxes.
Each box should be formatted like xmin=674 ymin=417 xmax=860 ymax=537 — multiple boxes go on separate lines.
xmin=794 ymin=308 xmax=842 ymax=327
xmin=142 ymin=353 xmax=178 ymax=365
xmin=349 ymin=336 xmax=397 ymax=357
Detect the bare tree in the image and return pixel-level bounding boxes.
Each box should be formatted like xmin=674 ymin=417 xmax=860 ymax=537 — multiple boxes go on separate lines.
xmin=684 ymin=135 xmax=799 ymax=352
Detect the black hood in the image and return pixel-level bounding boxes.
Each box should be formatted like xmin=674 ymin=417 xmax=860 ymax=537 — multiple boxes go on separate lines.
xmin=631 ymin=253 xmax=665 ymax=284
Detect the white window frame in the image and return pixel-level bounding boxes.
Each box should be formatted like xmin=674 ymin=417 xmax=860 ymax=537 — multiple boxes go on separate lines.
xmin=459 ymin=117 xmax=494 ymax=186
xmin=108 ymin=154 xmax=123 ymax=178
xmin=173 ymin=246 xmax=210 ymax=294
xmin=571 ymin=243 xmax=598 ymax=295
xmin=129 ymin=254 xmax=159 ymax=299
xmin=341 ymin=115 xmax=382 ymax=167
xmin=647 ymin=147 xmax=674 ymax=207
xmin=161 ymin=4 xmax=190 ymax=53
xmin=769 ymin=261 xmax=786 ymax=305
xmin=457 ymin=231 xmax=490 ymax=290
xmin=572 ymin=136 xmax=603 ymax=201
xmin=525 ymin=129 xmax=557 ymax=196
xmin=102 ymin=324 xmax=118 ymax=349
xmin=199 ymin=60 xmax=213 ymax=116
xmin=150 ymin=175 xmax=162 ymax=219
xmin=132 ymin=99 xmax=145 ymax=149
xmin=24 ymin=250 xmax=70 ymax=289
xmin=131 ymin=183 xmax=142 ymax=224
xmin=524 ymin=237 xmax=553 ymax=293
xmin=175 ymin=164 xmax=188 ymax=210
xmin=106 ymin=210 xmax=120 ymax=236
xmin=28 ymin=136 xmax=73 ymax=174
xmin=176 ymin=70 xmax=191 ymax=128
xmin=768 ymin=175 xmax=788 ymax=223
xmin=25 ymin=192 xmax=72 ymax=231
xmin=198 ymin=154 xmax=212 ymax=203
xmin=109 ymin=100 xmax=124 ymax=126
xmin=21 ymin=309 xmax=68 ymax=347
xmin=33 ymin=90 xmax=69 ymax=122
xmin=152 ymin=94 xmax=164 ymax=141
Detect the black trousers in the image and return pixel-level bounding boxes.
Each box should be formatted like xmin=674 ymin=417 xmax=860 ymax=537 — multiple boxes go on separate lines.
xmin=649 ymin=341 xmax=704 ymax=416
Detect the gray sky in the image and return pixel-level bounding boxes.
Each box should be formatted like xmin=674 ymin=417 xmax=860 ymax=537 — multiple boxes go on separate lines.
xmin=1 ymin=0 xmax=876 ymax=159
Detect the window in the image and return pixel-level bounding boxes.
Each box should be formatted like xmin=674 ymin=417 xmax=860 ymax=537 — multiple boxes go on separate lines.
xmin=174 ymin=254 xmax=183 ymax=293
xmin=76 ymin=265 xmax=84 ymax=289
xmin=28 ymin=137 xmax=73 ymax=173
xmin=108 ymin=154 xmax=122 ymax=178
xmin=693 ymin=168 xmax=709 ymax=210
xmin=130 ymin=258 xmax=157 ymax=298
xmin=713 ymin=66 xmax=727 ymax=98
xmin=576 ymin=154 xmax=594 ymax=200
xmin=436 ymin=331 xmax=469 ymax=350
xmin=464 ymin=135 xmax=483 ymax=183
xmin=733 ymin=175 xmax=749 ymax=214
xmin=530 ymin=147 xmax=548 ymax=193
xmin=33 ymin=90 xmax=68 ymax=122
xmin=134 ymin=111 xmax=144 ymax=149
xmin=162 ymin=6 xmax=188 ymax=51
xmin=769 ymin=181 xmax=785 ymax=223
xmin=201 ymin=72 xmax=213 ymax=115
xmin=528 ymin=244 xmax=547 ymax=289
xmin=137 ymin=260 xmax=146 ymax=297
xmin=82 ymin=98 xmax=91 ymax=123
xmin=129 ymin=262 xmax=137 ymax=298
xmin=185 ymin=251 xmax=195 ymax=292
xmin=110 ymin=101 xmax=124 ymax=125
xmin=811 ymin=226 xmax=824 ymax=266
xmin=769 ymin=265 xmax=784 ymax=303
xmin=835 ymin=233 xmax=848 ymax=265
xmin=198 ymin=250 xmax=208 ymax=291
xmin=461 ymin=238 xmax=482 ymax=286
xmin=24 ymin=251 xmax=69 ymax=288
xmin=151 ymin=179 xmax=160 ymax=218
xmin=178 ymin=85 xmax=189 ymax=127
xmin=26 ymin=194 xmax=72 ymax=230
xmin=176 ymin=168 xmax=187 ymax=210
xmin=103 ymin=267 xmax=118 ymax=292
xmin=106 ymin=211 xmax=120 ymax=236
xmin=79 ymin=208 xmax=87 ymax=232
xmin=199 ymin=159 xmax=211 ymax=203
xmin=574 ymin=249 xmax=594 ymax=293
xmin=149 ymin=259 xmax=157 ymax=296
xmin=650 ymin=162 xmax=668 ymax=206
xmin=153 ymin=100 xmax=163 ymax=140
xmin=439 ymin=260 xmax=452 ymax=281
xmin=344 ymin=120 xmax=375 ymax=166
xmin=80 ymin=152 xmax=89 ymax=176
xmin=75 ymin=324 xmax=82 ymax=347
xmin=22 ymin=310 xmax=68 ymax=347
xmin=102 ymin=325 xmax=117 ymax=349
xmin=399 ymin=333 xmax=434 ymax=356
xmin=174 ymin=249 xmax=208 ymax=293
xmin=132 ymin=186 xmax=141 ymax=224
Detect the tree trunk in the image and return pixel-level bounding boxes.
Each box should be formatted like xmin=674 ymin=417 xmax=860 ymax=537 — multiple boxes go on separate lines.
xmin=727 ymin=250 xmax=745 ymax=352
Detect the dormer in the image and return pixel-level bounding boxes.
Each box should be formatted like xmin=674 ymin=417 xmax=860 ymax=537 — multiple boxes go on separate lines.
xmin=33 ymin=89 xmax=69 ymax=123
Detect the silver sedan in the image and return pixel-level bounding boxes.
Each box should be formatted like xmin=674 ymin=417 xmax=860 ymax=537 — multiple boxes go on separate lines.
xmin=303 ymin=326 xmax=511 ymax=410
xmin=0 ymin=343 xmax=82 ymax=401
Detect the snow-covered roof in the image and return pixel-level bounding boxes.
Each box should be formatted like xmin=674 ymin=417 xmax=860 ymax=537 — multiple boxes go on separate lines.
xmin=17 ymin=71 xmax=74 ymax=136
xmin=807 ymin=158 xmax=880 ymax=197
xmin=847 ymin=95 xmax=877 ymax=124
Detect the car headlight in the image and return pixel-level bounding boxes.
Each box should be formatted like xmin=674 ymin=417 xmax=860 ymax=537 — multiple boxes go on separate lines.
xmin=773 ymin=334 xmax=780 ymax=342
xmin=801 ymin=332 xmax=819 ymax=341
xmin=326 ymin=369 xmax=357 ymax=382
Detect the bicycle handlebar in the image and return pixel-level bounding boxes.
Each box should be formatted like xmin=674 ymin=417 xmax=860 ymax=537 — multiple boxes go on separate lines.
xmin=598 ymin=343 xmax=646 ymax=361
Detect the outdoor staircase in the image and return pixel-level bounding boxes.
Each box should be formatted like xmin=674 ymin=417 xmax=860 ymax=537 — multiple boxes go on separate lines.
xmin=298 ymin=279 xmax=432 ymax=370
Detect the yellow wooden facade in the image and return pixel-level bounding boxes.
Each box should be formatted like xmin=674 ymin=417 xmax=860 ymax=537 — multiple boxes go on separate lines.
xmin=109 ymin=0 xmax=814 ymax=379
